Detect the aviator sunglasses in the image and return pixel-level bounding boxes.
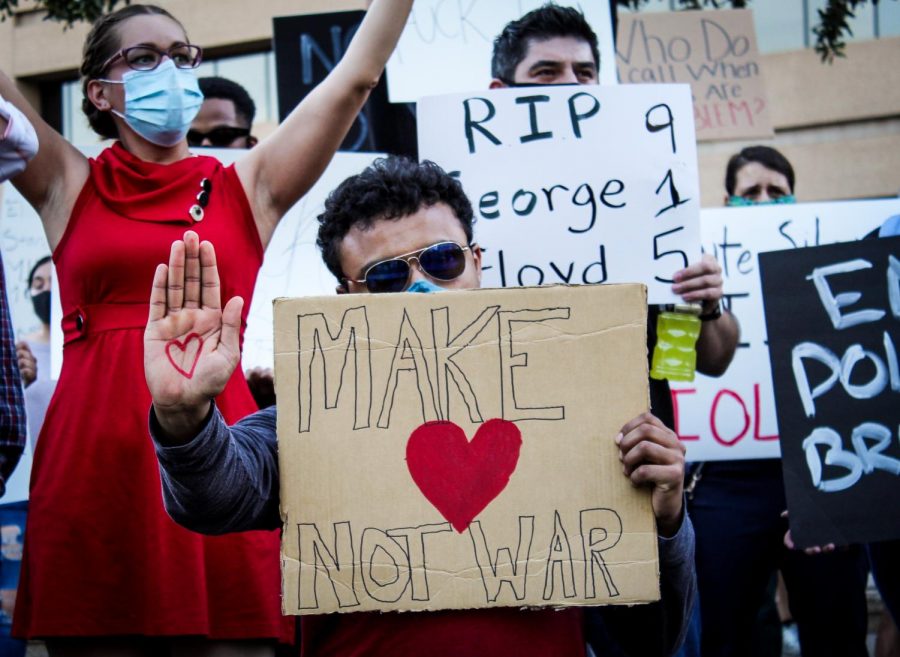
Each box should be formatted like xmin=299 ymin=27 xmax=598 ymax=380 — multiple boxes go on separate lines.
xmin=346 ymin=241 xmax=475 ymax=293
xmin=187 ymin=126 xmax=252 ymax=147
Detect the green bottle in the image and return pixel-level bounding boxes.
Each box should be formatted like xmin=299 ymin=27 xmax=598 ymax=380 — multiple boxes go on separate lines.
xmin=650 ymin=304 xmax=702 ymax=382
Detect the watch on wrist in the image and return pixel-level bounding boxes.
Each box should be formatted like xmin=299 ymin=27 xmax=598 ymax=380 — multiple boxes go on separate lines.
xmin=699 ymin=301 xmax=722 ymax=321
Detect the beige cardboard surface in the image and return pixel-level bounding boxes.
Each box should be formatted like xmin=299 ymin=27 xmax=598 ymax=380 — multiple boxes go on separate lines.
xmin=617 ymin=9 xmax=773 ymax=142
xmin=274 ymin=284 xmax=658 ymax=615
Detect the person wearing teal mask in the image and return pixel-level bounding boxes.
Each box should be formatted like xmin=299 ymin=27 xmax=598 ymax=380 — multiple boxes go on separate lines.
xmin=141 ymin=156 xmax=696 ymax=657
xmin=724 ymin=145 xmax=797 ymax=206
xmin=1 ymin=2 xmax=415 ymax=655
xmin=687 ymin=144 xmax=871 ymax=657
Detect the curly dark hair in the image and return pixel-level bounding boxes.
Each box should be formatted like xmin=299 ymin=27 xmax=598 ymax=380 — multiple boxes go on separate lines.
xmin=491 ymin=3 xmax=599 ymax=84
xmin=316 ymin=156 xmax=475 ymax=285
xmin=725 ymin=145 xmax=795 ymax=196
xmin=80 ymin=4 xmax=187 ymax=140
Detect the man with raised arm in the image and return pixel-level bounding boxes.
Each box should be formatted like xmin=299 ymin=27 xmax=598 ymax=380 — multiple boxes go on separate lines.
xmin=145 ymin=156 xmax=695 ymax=657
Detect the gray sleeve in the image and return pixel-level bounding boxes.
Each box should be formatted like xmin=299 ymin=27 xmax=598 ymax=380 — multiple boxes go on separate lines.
xmin=657 ymin=510 xmax=697 ymax=655
xmin=151 ymin=404 xmax=281 ymax=534
xmin=586 ymin=509 xmax=697 ymax=657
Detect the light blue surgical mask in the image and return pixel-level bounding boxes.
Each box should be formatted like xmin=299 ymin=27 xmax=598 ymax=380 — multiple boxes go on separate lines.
xmin=101 ymin=59 xmax=203 ymax=147
xmin=727 ymin=194 xmax=796 ymax=207
xmin=406 ymin=279 xmax=445 ymax=294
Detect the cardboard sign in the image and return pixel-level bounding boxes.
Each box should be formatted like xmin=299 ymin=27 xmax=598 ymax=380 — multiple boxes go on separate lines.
xmin=759 ymin=237 xmax=900 ymax=548
xmin=385 ymin=0 xmax=617 ymax=103
xmin=669 ymin=199 xmax=898 ymax=462
xmin=418 ymin=84 xmax=700 ymax=304
xmin=273 ymin=12 xmax=417 ymax=156
xmin=274 ymin=284 xmax=659 ymax=615
xmin=616 ymin=9 xmax=773 ymax=141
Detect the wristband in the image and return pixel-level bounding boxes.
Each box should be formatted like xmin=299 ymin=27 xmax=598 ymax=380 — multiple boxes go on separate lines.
xmin=699 ymin=302 xmax=722 ymax=322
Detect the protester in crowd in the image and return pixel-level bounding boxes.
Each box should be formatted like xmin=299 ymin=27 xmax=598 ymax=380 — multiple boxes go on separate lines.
xmin=16 ymin=256 xmax=56 ymax=449
xmin=489 ymin=3 xmax=739 ymax=434
xmin=724 ymin=145 xmax=796 ymax=206
xmin=489 ymin=8 xmax=738 ymax=653
xmin=0 ymin=91 xmax=35 ymax=657
xmin=145 ymin=155 xmax=696 ymax=657
xmin=683 ymin=144 xmax=870 ymax=657
xmin=0 ymin=1 xmax=412 ymax=654
xmin=2 ymin=256 xmax=55 ymax=657
xmin=189 ymin=76 xmax=258 ymax=149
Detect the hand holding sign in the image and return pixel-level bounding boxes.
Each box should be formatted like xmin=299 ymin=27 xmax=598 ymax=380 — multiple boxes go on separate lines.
xmin=144 ymin=231 xmax=243 ymax=441
xmin=617 ymin=412 xmax=686 ymax=537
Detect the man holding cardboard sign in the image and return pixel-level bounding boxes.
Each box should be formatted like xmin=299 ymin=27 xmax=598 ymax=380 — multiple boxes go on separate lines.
xmin=145 ymin=157 xmax=695 ymax=656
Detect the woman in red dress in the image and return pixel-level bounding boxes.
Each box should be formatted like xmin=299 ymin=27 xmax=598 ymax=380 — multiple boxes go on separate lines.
xmin=0 ymin=2 xmax=412 ymax=655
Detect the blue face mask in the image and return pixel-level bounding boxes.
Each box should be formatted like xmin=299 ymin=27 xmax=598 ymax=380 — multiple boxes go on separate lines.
xmin=727 ymin=194 xmax=796 ymax=207
xmin=406 ymin=279 xmax=445 ymax=294
xmin=101 ymin=59 xmax=203 ymax=147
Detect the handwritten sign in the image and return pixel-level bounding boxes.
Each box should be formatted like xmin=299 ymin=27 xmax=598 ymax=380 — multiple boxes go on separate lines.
xmin=386 ymin=0 xmax=617 ymax=103
xmin=273 ymin=12 xmax=416 ymax=156
xmin=275 ymin=284 xmax=658 ymax=614
xmin=0 ymin=184 xmax=53 ymax=343
xmin=418 ymin=84 xmax=700 ymax=304
xmin=0 ymin=183 xmax=48 ymax=503
xmin=616 ymin=9 xmax=772 ymax=141
xmin=670 ymin=199 xmax=899 ymax=462
xmin=759 ymin=237 xmax=900 ymax=548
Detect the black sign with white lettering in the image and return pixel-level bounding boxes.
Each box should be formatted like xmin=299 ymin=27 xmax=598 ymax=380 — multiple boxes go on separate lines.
xmin=759 ymin=237 xmax=900 ymax=548
xmin=273 ymin=12 xmax=417 ymax=156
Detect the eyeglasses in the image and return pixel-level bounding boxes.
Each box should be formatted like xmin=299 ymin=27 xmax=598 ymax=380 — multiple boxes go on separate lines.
xmin=100 ymin=44 xmax=203 ymax=73
xmin=346 ymin=241 xmax=475 ymax=294
xmin=187 ymin=126 xmax=251 ymax=147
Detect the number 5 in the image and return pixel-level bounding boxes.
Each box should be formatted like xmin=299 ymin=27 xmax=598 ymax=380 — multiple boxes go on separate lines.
xmin=653 ymin=227 xmax=688 ymax=283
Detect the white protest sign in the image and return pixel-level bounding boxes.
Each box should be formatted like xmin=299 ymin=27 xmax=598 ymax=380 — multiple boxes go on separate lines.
xmin=386 ymin=0 xmax=617 ymax=103
xmin=0 ymin=183 xmax=53 ymax=343
xmin=418 ymin=84 xmax=700 ymax=304
xmin=0 ymin=183 xmax=50 ymax=503
xmin=672 ymin=199 xmax=900 ymax=461
xmin=242 ymin=151 xmax=381 ymax=370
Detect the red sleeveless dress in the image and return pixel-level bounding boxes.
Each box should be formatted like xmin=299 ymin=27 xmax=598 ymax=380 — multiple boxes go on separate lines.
xmin=14 ymin=143 xmax=290 ymax=640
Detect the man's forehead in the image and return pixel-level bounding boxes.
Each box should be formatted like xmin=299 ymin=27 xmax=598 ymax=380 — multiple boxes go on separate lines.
xmin=194 ymin=98 xmax=243 ymax=124
xmin=521 ymin=35 xmax=596 ymax=64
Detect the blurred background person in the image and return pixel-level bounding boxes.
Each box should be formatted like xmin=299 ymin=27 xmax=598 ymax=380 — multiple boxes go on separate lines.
xmin=189 ymin=76 xmax=257 ymax=149
xmin=16 ymin=256 xmax=55 ymax=448
xmin=685 ymin=145 xmax=870 ymax=657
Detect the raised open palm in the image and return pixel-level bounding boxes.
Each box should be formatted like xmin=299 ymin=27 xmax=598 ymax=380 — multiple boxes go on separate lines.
xmin=144 ymin=231 xmax=244 ymax=414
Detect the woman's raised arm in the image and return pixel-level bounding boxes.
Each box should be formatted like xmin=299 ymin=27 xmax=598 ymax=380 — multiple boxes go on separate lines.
xmin=0 ymin=70 xmax=89 ymax=250
xmin=235 ymin=0 xmax=413 ymax=248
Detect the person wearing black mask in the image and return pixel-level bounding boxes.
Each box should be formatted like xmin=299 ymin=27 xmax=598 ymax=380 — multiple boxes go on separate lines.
xmin=17 ymin=255 xmax=56 ymax=448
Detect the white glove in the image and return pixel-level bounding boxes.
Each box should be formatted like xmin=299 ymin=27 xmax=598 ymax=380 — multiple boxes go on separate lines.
xmin=0 ymin=93 xmax=38 ymax=182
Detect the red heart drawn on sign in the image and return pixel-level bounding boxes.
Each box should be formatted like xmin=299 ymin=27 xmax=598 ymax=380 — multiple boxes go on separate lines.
xmin=406 ymin=419 xmax=522 ymax=533
xmin=165 ymin=333 xmax=204 ymax=379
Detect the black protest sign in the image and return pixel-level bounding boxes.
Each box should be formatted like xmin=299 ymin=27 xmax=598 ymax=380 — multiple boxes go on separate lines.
xmin=273 ymin=12 xmax=416 ymax=156
xmin=759 ymin=237 xmax=900 ymax=548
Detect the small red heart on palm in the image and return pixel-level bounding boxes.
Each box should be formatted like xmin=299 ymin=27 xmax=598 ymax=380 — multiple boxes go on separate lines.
xmin=406 ymin=419 xmax=522 ymax=533
xmin=165 ymin=333 xmax=204 ymax=379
